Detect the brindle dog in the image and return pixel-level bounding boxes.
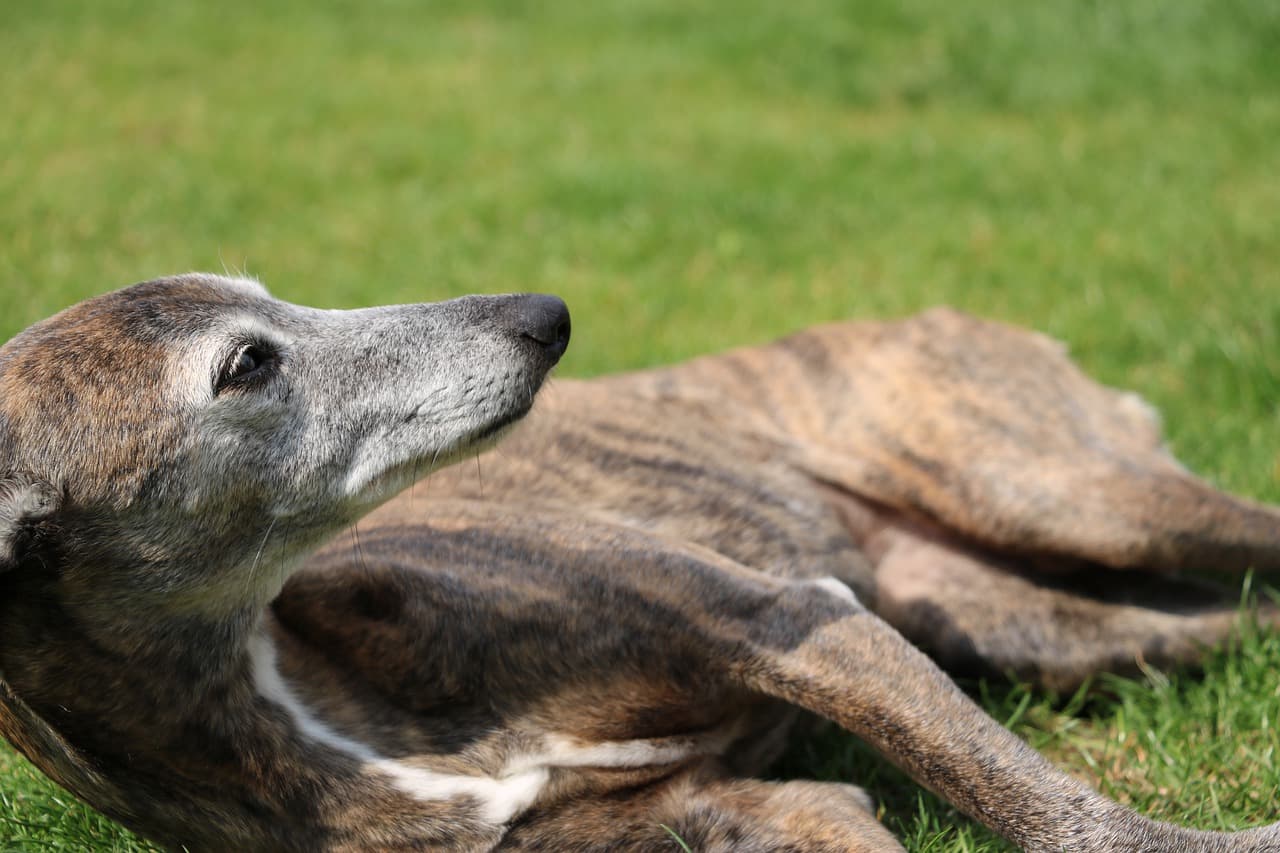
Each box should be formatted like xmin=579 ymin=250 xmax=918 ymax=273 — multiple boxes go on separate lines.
xmin=1 ymin=275 xmax=1277 ymax=852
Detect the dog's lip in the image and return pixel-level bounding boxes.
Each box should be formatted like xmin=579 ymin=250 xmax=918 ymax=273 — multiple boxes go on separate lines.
xmin=402 ymin=391 xmax=537 ymax=431
xmin=367 ymin=402 xmax=534 ymax=499
xmin=470 ymin=403 xmax=532 ymax=443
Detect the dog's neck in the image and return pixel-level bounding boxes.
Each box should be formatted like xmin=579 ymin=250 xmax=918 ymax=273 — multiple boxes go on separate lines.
xmin=0 ymin=548 xmax=276 ymax=727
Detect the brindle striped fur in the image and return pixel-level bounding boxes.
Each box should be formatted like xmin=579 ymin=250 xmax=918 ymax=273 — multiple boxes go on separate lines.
xmin=1 ymin=276 xmax=1278 ymax=851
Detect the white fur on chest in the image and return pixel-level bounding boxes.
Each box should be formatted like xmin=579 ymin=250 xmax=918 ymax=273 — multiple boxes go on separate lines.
xmin=248 ymin=632 xmax=707 ymax=825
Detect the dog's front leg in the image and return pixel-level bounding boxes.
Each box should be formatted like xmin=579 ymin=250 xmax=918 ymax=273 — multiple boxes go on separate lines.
xmin=730 ymin=579 xmax=1279 ymax=853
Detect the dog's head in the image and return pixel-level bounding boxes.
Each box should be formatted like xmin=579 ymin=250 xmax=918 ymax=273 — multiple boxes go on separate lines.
xmin=0 ymin=274 xmax=569 ymax=613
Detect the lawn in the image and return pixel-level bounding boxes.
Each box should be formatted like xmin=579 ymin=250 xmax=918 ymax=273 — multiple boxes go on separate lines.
xmin=2 ymin=0 xmax=1279 ymax=849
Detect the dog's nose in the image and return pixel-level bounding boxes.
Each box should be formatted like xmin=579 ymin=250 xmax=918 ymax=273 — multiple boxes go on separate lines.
xmin=512 ymin=294 xmax=571 ymax=362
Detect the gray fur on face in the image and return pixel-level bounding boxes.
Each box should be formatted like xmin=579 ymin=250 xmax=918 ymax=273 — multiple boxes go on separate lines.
xmin=0 ymin=274 xmax=561 ymax=613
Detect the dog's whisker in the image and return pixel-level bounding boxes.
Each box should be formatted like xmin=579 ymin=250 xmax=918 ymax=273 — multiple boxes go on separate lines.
xmin=246 ymin=516 xmax=278 ymax=603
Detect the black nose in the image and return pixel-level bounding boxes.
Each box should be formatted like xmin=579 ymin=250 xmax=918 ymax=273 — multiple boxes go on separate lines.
xmin=511 ymin=294 xmax=571 ymax=362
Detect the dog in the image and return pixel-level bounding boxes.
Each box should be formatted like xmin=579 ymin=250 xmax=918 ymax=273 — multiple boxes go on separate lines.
xmin=1 ymin=274 xmax=1278 ymax=851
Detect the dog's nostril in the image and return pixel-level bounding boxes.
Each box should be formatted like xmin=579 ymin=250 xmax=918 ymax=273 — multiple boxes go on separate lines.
xmin=512 ymin=294 xmax=571 ymax=360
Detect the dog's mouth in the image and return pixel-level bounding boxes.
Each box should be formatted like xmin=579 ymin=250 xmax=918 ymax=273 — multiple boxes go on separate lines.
xmin=394 ymin=396 xmax=537 ymax=484
xmin=471 ymin=402 xmax=534 ymax=444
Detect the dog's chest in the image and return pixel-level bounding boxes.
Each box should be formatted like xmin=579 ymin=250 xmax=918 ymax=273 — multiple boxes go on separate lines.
xmin=254 ymin=622 xmax=742 ymax=829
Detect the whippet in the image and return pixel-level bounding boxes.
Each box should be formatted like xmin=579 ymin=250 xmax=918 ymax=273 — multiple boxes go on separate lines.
xmin=1 ymin=274 xmax=1278 ymax=851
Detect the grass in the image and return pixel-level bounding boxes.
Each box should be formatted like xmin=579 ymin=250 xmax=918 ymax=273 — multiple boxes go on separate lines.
xmin=2 ymin=0 xmax=1279 ymax=849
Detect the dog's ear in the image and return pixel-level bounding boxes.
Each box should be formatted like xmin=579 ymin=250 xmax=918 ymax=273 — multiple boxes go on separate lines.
xmin=0 ymin=474 xmax=61 ymax=570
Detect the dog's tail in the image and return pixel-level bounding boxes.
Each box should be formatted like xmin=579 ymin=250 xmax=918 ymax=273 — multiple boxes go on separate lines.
xmin=730 ymin=583 xmax=1279 ymax=853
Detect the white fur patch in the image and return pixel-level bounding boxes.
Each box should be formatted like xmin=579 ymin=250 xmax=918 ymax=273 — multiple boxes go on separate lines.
xmin=248 ymin=633 xmax=711 ymax=826
xmin=248 ymin=632 xmax=549 ymax=824
xmin=216 ymin=274 xmax=271 ymax=297
xmin=535 ymin=731 xmax=729 ymax=772
xmin=809 ymin=576 xmax=861 ymax=607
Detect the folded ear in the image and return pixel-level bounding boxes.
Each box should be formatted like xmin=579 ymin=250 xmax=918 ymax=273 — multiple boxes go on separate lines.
xmin=0 ymin=474 xmax=61 ymax=569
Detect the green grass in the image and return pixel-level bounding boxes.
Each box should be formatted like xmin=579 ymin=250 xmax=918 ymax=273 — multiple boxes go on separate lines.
xmin=2 ymin=0 xmax=1279 ymax=849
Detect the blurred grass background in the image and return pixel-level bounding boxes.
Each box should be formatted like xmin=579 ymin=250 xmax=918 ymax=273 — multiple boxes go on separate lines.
xmin=2 ymin=0 xmax=1279 ymax=849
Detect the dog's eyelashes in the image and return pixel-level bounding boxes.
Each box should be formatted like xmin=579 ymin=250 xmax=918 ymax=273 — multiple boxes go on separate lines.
xmin=214 ymin=343 xmax=276 ymax=395
xmin=232 ymin=347 xmax=261 ymax=376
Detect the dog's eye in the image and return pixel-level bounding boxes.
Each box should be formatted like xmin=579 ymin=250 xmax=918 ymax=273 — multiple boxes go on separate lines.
xmin=232 ymin=347 xmax=261 ymax=376
xmin=215 ymin=343 xmax=275 ymax=395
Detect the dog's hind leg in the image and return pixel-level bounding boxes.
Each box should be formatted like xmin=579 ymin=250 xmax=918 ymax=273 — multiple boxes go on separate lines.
xmin=830 ymin=491 xmax=1276 ymax=691
xmin=672 ymin=307 xmax=1280 ymax=575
